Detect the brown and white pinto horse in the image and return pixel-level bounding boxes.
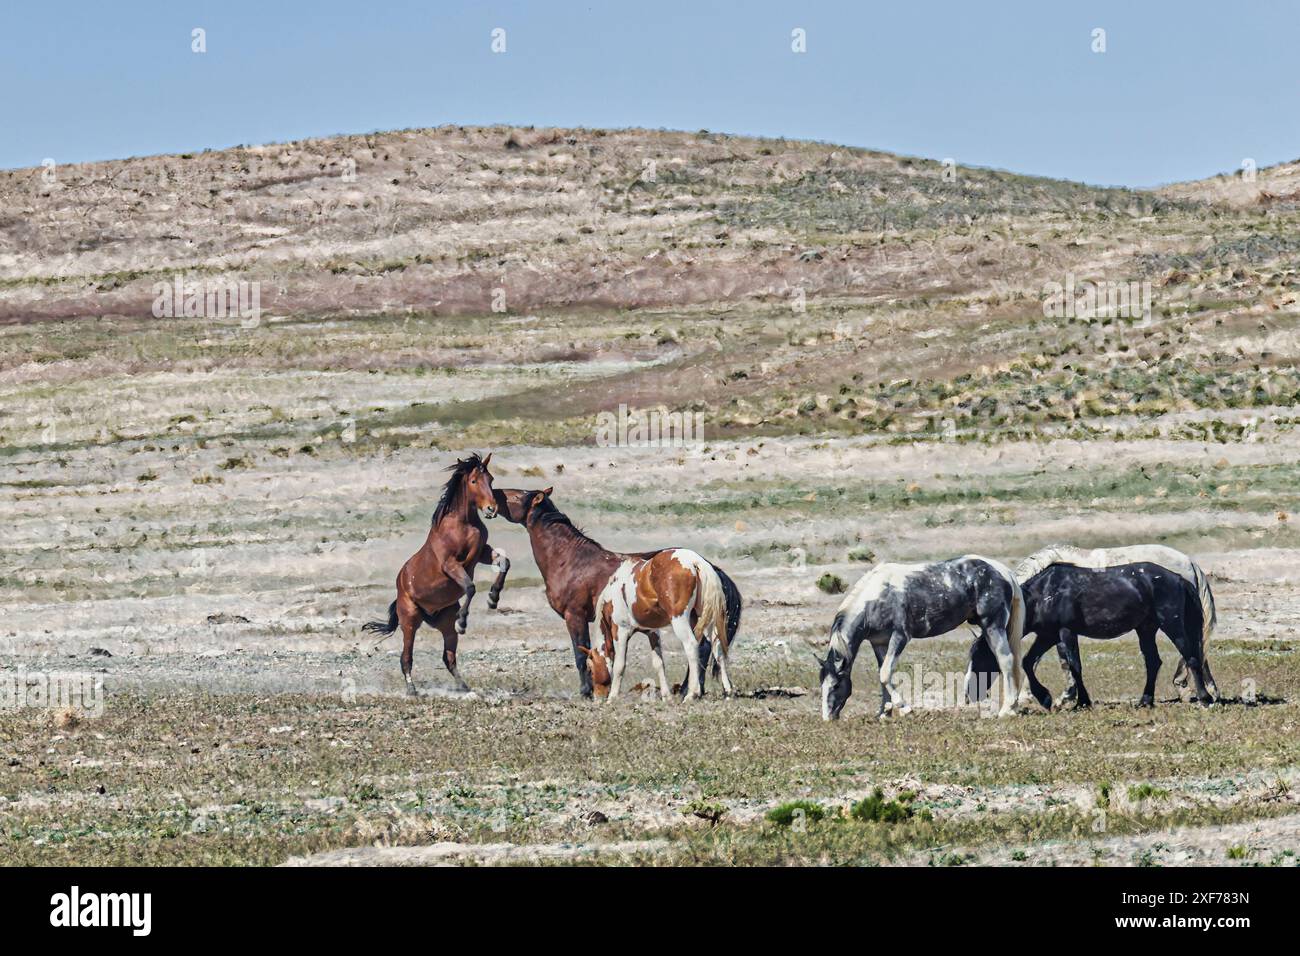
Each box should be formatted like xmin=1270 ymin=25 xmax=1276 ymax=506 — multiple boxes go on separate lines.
xmin=362 ymin=454 xmax=509 ymax=695
xmin=595 ymin=550 xmax=732 ymax=701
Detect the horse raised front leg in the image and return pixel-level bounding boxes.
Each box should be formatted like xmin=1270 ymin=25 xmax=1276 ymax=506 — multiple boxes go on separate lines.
xmin=479 ymin=544 xmax=510 ymax=610
xmin=442 ymin=559 xmax=476 ymax=634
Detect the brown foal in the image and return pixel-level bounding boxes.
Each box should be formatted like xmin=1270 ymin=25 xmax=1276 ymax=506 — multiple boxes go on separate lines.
xmin=363 ymin=453 xmax=510 ymax=695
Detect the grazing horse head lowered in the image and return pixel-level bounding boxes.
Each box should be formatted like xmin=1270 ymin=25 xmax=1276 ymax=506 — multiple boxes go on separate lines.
xmin=819 ymin=555 xmax=1035 ymax=721
xmin=361 ymin=452 xmax=511 ymax=695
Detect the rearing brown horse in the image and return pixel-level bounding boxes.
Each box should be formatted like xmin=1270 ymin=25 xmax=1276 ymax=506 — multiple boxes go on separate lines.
xmin=494 ymin=486 xmax=741 ymax=699
xmin=362 ymin=453 xmax=510 ymax=695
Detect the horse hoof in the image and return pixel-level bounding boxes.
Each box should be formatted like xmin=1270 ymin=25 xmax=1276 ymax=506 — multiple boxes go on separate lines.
xmin=456 ymin=622 xmax=468 ymax=635
xmin=487 ymin=598 xmax=499 ymax=610
xmin=1138 ymin=695 xmax=1155 ymax=708
xmin=405 ymin=685 xmax=419 ymax=698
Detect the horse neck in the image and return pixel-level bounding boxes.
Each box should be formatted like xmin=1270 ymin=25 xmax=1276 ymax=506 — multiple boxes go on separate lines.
xmin=526 ymin=513 xmax=614 ymax=584
xmin=433 ymin=480 xmax=483 ymax=536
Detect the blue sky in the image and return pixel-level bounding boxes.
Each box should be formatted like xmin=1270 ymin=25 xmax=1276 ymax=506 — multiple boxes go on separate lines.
xmin=2 ymin=0 xmax=1296 ymax=186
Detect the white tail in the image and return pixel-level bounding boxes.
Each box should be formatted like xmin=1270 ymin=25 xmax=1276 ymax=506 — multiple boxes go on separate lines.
xmin=1006 ymin=577 xmax=1027 ymax=701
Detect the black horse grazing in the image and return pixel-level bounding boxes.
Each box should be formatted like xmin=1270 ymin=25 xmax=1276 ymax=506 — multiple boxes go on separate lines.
xmin=1007 ymin=562 xmax=1215 ymax=708
xmin=818 ymin=555 xmax=1034 ymax=720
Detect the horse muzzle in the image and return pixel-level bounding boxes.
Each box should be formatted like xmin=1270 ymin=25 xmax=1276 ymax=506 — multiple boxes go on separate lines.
xmin=483 ymin=505 xmax=497 ymax=519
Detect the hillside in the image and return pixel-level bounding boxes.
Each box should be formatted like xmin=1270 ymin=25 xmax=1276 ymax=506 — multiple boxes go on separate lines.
xmin=0 ymin=125 xmax=1230 ymax=322
xmin=3 ymin=127 xmax=1300 ymax=451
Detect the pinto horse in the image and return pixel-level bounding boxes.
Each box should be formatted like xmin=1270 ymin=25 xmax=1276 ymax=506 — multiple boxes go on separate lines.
xmin=494 ymin=487 xmax=742 ymax=699
xmin=594 ymin=550 xmax=733 ymax=700
xmin=818 ymin=556 xmax=1033 ymax=720
xmin=361 ymin=454 xmax=509 ymax=695
xmin=1008 ymin=562 xmax=1215 ymax=708
xmin=1014 ymin=544 xmax=1218 ymax=701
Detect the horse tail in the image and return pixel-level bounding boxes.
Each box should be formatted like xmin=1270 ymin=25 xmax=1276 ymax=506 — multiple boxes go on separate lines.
xmin=1192 ymin=561 xmax=1217 ymax=651
xmin=691 ymin=559 xmax=729 ymax=654
xmin=702 ymin=563 xmax=743 ymax=675
xmin=1184 ymin=567 xmax=1219 ymax=700
xmin=966 ymin=570 xmax=1025 ymax=705
xmin=362 ymin=600 xmax=399 ymax=635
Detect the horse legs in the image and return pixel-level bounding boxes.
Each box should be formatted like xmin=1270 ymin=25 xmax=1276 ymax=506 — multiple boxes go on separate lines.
xmin=608 ymin=621 xmax=631 ymax=701
xmin=878 ymin=629 xmax=911 ymax=717
xmin=646 ymin=632 xmax=671 ymax=700
xmin=670 ymin=613 xmax=703 ymax=700
xmin=984 ymin=621 xmax=1024 ymax=717
xmin=1021 ymin=632 xmax=1058 ymax=711
xmin=1157 ymin=600 xmax=1213 ymax=705
xmin=870 ymin=642 xmax=888 ymax=717
xmin=396 ymin=593 xmax=423 ymax=696
xmin=711 ymin=632 xmax=735 ymax=698
xmin=441 ymin=559 xmax=477 ymax=635
xmin=1137 ymin=626 xmax=1161 ymax=708
xmin=566 ymin=613 xmax=594 ymax=699
xmin=478 ymin=544 xmax=510 ymax=610
xmin=1055 ymin=629 xmax=1091 ymax=709
xmin=431 ymin=605 xmax=471 ymax=693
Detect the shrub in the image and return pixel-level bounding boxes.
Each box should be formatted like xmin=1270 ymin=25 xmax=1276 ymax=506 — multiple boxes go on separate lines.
xmin=766 ymin=800 xmax=825 ymax=826
xmin=850 ymin=788 xmax=931 ymax=824
xmin=817 ymin=573 xmax=846 ymax=594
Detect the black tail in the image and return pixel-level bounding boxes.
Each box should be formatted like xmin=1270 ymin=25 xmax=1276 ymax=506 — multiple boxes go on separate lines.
xmin=681 ymin=563 xmax=743 ymax=695
xmin=715 ymin=565 xmax=743 ymax=647
xmin=362 ymin=600 xmax=399 ymax=635
xmin=1180 ymin=577 xmax=1205 ymax=649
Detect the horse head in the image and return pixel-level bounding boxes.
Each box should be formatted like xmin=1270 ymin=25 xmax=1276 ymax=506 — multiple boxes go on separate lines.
xmin=575 ymin=644 xmax=612 ymax=698
xmin=493 ymin=486 xmax=554 ymax=524
xmin=464 ymin=452 xmax=497 ymax=519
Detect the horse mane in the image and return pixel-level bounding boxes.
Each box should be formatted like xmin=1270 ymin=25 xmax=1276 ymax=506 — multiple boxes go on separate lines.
xmin=431 ymin=453 xmax=485 ymax=526
xmin=1016 ymin=543 xmax=1199 ymax=584
xmin=529 ymin=496 xmax=609 ymax=552
xmin=1014 ymin=544 xmax=1090 ymax=583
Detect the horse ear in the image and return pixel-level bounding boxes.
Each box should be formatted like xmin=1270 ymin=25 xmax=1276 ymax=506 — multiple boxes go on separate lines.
xmin=541 ymin=486 xmax=553 ymax=497
xmin=481 ymin=452 xmax=492 ymax=469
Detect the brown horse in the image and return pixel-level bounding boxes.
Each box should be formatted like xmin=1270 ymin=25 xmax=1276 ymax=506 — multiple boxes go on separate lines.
xmin=494 ymin=487 xmax=741 ymax=699
xmin=362 ymin=453 xmax=509 ymax=695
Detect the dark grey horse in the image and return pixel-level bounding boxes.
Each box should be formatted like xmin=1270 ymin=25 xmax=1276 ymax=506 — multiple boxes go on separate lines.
xmin=970 ymin=561 xmax=1215 ymax=709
